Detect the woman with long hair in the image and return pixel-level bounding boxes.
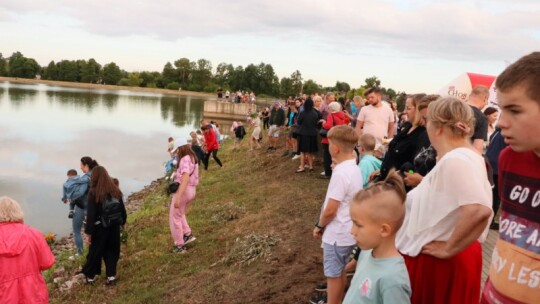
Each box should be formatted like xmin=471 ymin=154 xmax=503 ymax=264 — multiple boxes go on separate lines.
xmin=82 ymin=166 xmax=127 ymax=286
xmin=169 ymin=139 xmax=199 ymax=253
xmin=70 ymin=156 xmax=99 ymax=255
xmin=396 ymin=97 xmax=492 ymax=303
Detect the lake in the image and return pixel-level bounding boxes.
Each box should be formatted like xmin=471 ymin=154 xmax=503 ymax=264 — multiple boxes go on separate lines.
xmin=0 ymin=81 xmax=207 ymax=237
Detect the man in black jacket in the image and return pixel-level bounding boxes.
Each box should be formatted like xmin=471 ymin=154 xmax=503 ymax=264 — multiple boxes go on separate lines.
xmin=268 ymin=101 xmax=286 ymax=151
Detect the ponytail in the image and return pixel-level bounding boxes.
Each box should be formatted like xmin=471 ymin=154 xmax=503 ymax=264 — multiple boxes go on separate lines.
xmin=81 ymin=156 xmax=99 ymax=170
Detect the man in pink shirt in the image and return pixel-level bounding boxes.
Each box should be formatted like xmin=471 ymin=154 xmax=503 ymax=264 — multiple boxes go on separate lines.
xmin=355 ymin=87 xmax=395 ymax=145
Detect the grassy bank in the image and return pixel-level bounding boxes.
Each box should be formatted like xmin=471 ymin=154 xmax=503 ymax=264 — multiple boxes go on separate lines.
xmin=48 ymin=135 xmax=329 ymax=303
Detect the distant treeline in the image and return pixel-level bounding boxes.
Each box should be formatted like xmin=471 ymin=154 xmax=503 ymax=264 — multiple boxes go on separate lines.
xmin=0 ymin=51 xmax=403 ymax=102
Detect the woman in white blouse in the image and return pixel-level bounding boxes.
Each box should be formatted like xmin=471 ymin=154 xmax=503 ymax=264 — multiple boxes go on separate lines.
xmin=396 ymin=97 xmax=493 ymax=304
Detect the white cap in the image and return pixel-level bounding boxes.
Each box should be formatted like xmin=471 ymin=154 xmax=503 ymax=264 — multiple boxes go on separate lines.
xmin=171 ymin=137 xmax=190 ymax=153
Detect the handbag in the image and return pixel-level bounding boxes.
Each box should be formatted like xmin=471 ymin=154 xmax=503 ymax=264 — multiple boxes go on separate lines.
xmin=168 ymin=163 xmax=196 ymax=194
xmin=319 ymin=113 xmax=335 ymax=138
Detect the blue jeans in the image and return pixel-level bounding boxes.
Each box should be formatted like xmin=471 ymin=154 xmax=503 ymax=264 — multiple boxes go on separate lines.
xmin=72 ymin=205 xmax=85 ymax=254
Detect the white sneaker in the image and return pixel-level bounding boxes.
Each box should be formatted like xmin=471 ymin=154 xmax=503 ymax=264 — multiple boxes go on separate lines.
xmin=292 ymin=154 xmax=300 ymax=160
xmin=320 ymin=171 xmax=326 ymax=176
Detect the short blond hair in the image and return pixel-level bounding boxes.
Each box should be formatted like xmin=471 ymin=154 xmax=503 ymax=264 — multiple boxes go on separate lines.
xmin=327 ymin=125 xmax=358 ymax=151
xmin=428 ymin=96 xmax=475 ymax=137
xmin=469 ymin=85 xmax=489 ymax=99
xmin=359 ymin=133 xmax=376 ymax=152
xmin=0 ymin=196 xmax=24 ymax=223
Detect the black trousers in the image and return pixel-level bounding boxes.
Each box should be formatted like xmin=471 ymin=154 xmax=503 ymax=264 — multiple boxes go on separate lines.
xmin=82 ymin=224 xmax=121 ymax=278
xmin=203 ymin=149 xmax=223 ymax=170
xmin=322 ymin=143 xmax=332 ymax=177
xmin=191 ymin=145 xmax=205 ymax=165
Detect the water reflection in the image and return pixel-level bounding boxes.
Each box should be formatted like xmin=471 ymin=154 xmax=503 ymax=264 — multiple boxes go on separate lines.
xmin=7 ymin=87 xmax=38 ymax=107
xmin=160 ymin=96 xmax=204 ymax=128
xmin=0 ymin=81 xmax=207 ymax=236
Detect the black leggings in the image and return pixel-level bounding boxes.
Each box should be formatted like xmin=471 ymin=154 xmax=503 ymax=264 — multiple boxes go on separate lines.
xmin=322 ymin=143 xmax=332 ymax=177
xmin=204 ymin=149 xmax=223 ymax=170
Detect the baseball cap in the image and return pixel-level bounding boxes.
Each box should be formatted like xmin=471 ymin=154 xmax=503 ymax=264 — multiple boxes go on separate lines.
xmin=171 ymin=137 xmax=190 ymax=153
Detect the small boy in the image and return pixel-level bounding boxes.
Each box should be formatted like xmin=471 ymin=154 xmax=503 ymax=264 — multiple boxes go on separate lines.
xmin=343 ymin=170 xmax=411 ymax=304
xmin=358 ymin=134 xmax=382 ymax=187
xmin=312 ymin=125 xmax=363 ymax=304
xmin=481 ymin=52 xmax=540 ymax=303
xmin=61 ymin=169 xmax=85 ymax=218
xmin=234 ymin=122 xmax=247 ymax=147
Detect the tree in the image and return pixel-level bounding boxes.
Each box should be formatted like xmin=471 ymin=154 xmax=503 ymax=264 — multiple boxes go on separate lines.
xmin=140 ymin=71 xmax=161 ymax=88
xmin=162 ymin=62 xmax=177 ymax=87
xmin=190 ymin=58 xmax=213 ymax=91
xmin=290 ymin=70 xmax=303 ymax=96
xmin=229 ymin=65 xmax=245 ymax=91
xmin=280 ymin=77 xmax=295 ymax=98
xmin=0 ymin=53 xmax=7 ymax=76
xmin=303 ymin=79 xmax=323 ymax=95
xmin=364 ymin=76 xmax=381 ymax=88
xmin=42 ymin=61 xmax=58 ymax=80
xmin=173 ymin=58 xmax=194 ymax=88
xmin=8 ymin=52 xmax=41 ymax=78
xmin=56 ymin=60 xmax=79 ymax=82
xmin=214 ymin=62 xmax=234 ymax=87
xmin=395 ymin=92 xmax=407 ymax=112
xmin=335 ymin=81 xmax=350 ymax=93
xmin=102 ymin=62 xmax=122 ymax=85
xmin=118 ymin=72 xmax=142 ymax=87
xmin=80 ymin=58 xmax=101 ymax=83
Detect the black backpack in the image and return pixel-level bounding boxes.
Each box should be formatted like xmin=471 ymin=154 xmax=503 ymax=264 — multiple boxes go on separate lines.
xmin=101 ymin=195 xmax=124 ymax=228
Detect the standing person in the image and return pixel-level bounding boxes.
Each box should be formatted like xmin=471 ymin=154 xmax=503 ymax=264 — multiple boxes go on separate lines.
xmin=250 ymin=112 xmax=262 ymax=151
xmin=350 ymin=96 xmax=365 ymax=129
xmin=0 ymin=196 xmax=55 ymax=304
xmin=320 ymin=102 xmax=349 ymax=179
xmin=70 ymin=156 xmax=98 ymax=256
xmin=466 ymin=85 xmax=490 ymax=154
xmin=225 ymin=90 xmax=230 ymax=100
xmin=82 ymin=166 xmax=127 ymax=286
xmin=396 ymin=97 xmax=493 ymax=304
xmin=481 ymin=52 xmax=540 ymax=304
xmin=311 ymin=125 xmax=363 ymax=304
xmin=355 ymin=87 xmax=395 ymax=145
xmin=262 ymin=107 xmax=270 ymax=130
xmin=284 ymin=102 xmax=299 ymax=157
xmin=190 ymin=131 xmax=206 ymax=165
xmin=169 ymin=139 xmax=199 ymax=253
xmin=217 ymin=87 xmax=223 ymax=99
xmin=201 ymin=121 xmax=223 ymax=170
xmin=483 ymin=107 xmax=498 ymax=140
xmin=343 ymin=171 xmax=411 ymax=304
xmin=485 ymin=128 xmax=507 ymax=230
xmin=358 ymin=134 xmax=382 ymax=188
xmin=295 ymin=98 xmax=319 ymax=172
xmin=267 ymin=101 xmax=286 ymax=151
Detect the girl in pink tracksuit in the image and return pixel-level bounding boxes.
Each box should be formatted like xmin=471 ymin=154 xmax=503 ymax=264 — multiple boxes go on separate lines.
xmin=169 ymin=139 xmax=199 ymax=253
xmin=0 ymin=196 xmax=55 ymax=304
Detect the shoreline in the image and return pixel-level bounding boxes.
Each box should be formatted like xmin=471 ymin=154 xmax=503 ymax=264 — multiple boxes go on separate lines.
xmin=0 ymin=77 xmax=216 ymax=98
xmin=0 ymin=77 xmax=276 ymax=104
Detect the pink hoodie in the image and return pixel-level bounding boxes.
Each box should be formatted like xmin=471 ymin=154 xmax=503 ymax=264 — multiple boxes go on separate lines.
xmin=0 ymin=222 xmax=55 ymax=304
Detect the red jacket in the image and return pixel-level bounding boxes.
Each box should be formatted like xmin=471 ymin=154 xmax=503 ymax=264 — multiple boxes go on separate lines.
xmin=321 ymin=111 xmax=349 ymax=144
xmin=0 ymin=222 xmax=55 ymax=304
xmin=203 ymin=127 xmax=220 ymax=152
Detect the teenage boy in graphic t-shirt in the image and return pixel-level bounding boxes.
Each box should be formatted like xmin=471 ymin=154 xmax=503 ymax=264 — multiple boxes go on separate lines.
xmin=481 ymin=52 xmax=540 ymax=304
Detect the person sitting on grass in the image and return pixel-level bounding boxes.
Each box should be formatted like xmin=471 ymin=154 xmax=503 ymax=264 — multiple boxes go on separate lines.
xmin=311 ymin=125 xmax=363 ymax=304
xmin=343 ymin=169 xmax=411 ymax=304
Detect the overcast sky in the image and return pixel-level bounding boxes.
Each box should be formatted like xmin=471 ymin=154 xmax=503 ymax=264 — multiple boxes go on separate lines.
xmin=1 ymin=0 xmax=539 ymax=92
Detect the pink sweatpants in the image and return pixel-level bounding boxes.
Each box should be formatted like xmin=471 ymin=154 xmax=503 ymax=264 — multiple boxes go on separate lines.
xmin=169 ymin=185 xmax=196 ymax=246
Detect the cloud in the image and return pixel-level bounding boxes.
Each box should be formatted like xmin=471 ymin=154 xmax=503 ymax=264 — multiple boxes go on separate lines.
xmin=1 ymin=0 xmax=539 ymax=67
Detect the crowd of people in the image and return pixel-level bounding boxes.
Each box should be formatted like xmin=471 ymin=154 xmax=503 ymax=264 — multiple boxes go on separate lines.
xmin=1 ymin=52 xmax=539 ymax=303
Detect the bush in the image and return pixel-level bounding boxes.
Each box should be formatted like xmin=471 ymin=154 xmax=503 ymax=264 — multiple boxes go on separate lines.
xmin=166 ymin=82 xmax=180 ymax=90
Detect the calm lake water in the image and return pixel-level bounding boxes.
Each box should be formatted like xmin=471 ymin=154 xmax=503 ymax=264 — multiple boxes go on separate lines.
xmin=0 ymin=82 xmax=206 ymax=236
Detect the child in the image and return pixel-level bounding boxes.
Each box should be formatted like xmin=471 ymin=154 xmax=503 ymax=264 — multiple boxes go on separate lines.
xmin=234 ymin=122 xmax=247 ymax=148
xmin=61 ymin=169 xmax=86 ymax=219
xmin=166 ymin=136 xmax=176 ymax=174
xmin=358 ymin=134 xmax=383 ymax=187
xmin=312 ymin=125 xmax=363 ymax=304
xmin=481 ymin=52 xmax=540 ymax=303
xmin=343 ymin=170 xmax=411 ymax=303
xmin=167 ymin=137 xmax=175 ymax=157
xmin=250 ymin=112 xmax=262 ymax=151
